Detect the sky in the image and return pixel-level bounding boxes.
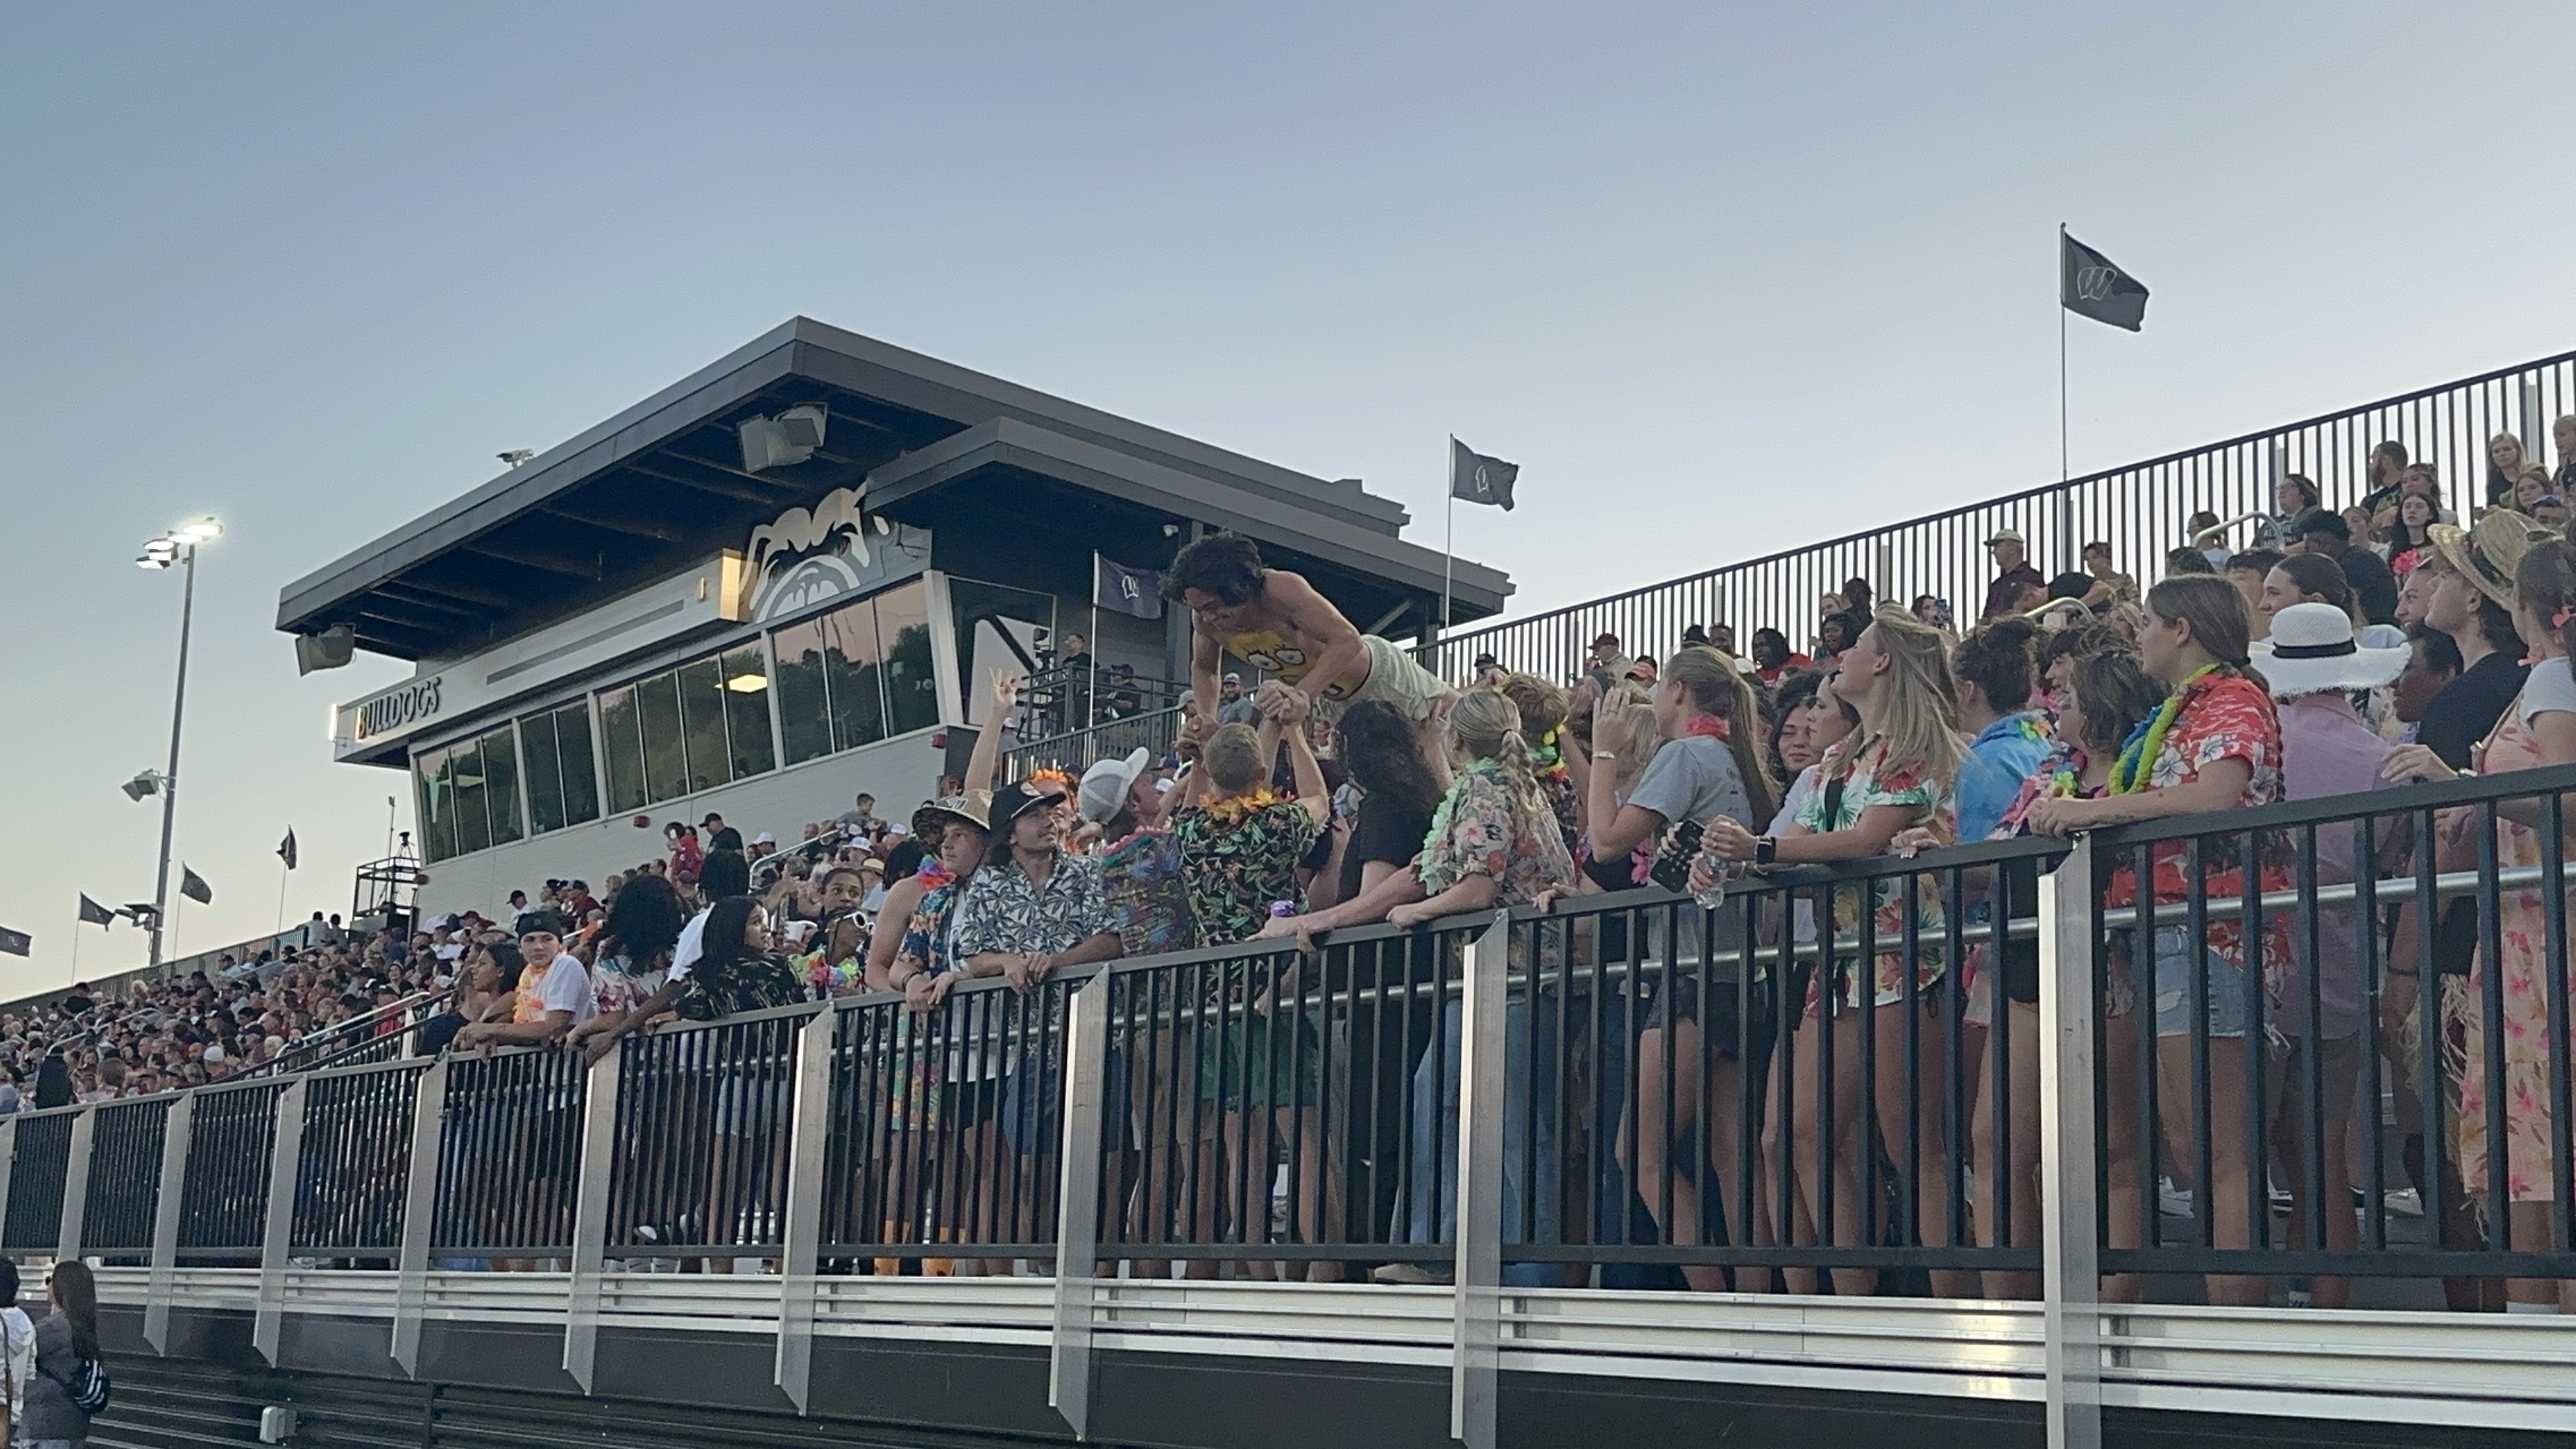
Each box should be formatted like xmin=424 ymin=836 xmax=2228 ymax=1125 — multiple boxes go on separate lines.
xmin=3 ymin=2 xmax=2572 ymax=992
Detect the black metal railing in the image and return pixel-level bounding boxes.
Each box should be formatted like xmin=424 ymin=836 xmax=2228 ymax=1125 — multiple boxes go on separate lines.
xmin=1425 ymin=348 xmax=2576 ymax=682
xmin=12 ymin=765 xmax=2576 ymax=1301
xmin=1013 ymin=664 xmax=1188 ymax=744
xmin=1001 ymin=705 xmax=1186 ymax=782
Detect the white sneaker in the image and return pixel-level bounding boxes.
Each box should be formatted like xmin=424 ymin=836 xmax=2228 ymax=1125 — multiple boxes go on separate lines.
xmin=1371 ymin=1262 xmax=1450 ymax=1286
xmin=2157 ymin=1178 xmax=2194 ymax=1218
xmin=2383 ymin=1187 xmax=2425 ymax=1218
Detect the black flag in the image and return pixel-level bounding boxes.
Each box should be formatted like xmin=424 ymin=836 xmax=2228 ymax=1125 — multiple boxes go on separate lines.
xmin=1091 ymin=555 xmax=1164 ymax=621
xmin=180 ymin=866 xmax=213 ymax=905
xmin=77 ymin=895 xmax=113 ymax=929
xmin=1449 ymin=437 xmax=1519 ymax=512
xmin=2060 ymin=231 xmax=2149 ymax=332
xmin=278 ymin=828 xmax=299 ymax=871
xmin=0 ymin=926 xmax=28 ymax=958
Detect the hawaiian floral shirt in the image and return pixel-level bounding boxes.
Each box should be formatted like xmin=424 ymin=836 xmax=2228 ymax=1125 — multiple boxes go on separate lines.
xmin=1794 ymin=734 xmax=1956 ymax=1012
xmin=951 ymin=852 xmax=1120 ymax=959
xmin=2102 ymin=670 xmax=2291 ymax=986
xmin=1094 ymin=829 xmax=1197 ymax=958
xmin=1172 ymin=801 xmax=1321 ymax=946
xmin=894 ymin=882 xmax=966 ymax=981
xmin=1416 ymin=758 xmax=1577 ymax=906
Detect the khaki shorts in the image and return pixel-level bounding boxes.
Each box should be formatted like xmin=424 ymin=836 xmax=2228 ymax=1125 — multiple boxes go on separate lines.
xmin=1327 ymin=634 xmax=1450 ymax=722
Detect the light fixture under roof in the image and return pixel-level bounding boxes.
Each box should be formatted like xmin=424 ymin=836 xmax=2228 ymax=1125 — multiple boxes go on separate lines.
xmin=738 ymin=404 xmax=828 ymax=472
xmin=725 ymin=673 xmax=770 ymax=693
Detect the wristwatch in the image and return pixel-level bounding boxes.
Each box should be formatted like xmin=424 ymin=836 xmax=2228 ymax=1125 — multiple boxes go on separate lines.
xmin=1754 ymin=835 xmax=1778 ymax=867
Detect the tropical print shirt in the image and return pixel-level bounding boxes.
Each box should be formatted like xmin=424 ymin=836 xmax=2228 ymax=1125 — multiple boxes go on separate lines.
xmin=1417 ymin=758 xmax=1577 ymax=907
xmin=1172 ymin=800 xmax=1321 ymax=946
xmin=951 ymin=852 xmax=1120 ymax=959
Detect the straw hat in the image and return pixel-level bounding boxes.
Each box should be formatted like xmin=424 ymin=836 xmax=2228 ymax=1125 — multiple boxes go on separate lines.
xmin=2252 ymin=603 xmax=2408 ymax=696
xmin=910 ymin=789 xmax=992 ymax=840
xmin=2427 ymin=511 xmax=2553 ymax=610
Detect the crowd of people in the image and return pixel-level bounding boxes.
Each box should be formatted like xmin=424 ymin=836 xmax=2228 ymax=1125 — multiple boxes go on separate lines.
xmin=20 ymin=423 xmax=2576 ymax=1316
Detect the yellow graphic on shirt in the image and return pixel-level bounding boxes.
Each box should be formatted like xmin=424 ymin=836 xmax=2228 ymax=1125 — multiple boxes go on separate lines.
xmin=1222 ymin=629 xmax=1355 ymax=698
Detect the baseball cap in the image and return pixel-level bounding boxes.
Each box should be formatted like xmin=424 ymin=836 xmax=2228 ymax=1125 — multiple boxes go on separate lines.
xmin=514 ymin=910 xmax=572 ymax=940
xmin=1590 ymin=632 xmax=1620 ymax=649
xmin=1078 ymin=748 xmax=1153 ymax=825
xmin=752 ymin=831 xmax=775 ymax=845
xmin=988 ymin=781 xmax=1060 ymax=831
xmin=1472 ymin=652 xmax=1499 ymax=670
xmin=1222 ymin=672 xmax=1242 ymax=685
xmin=700 ymin=812 xmax=724 ymax=827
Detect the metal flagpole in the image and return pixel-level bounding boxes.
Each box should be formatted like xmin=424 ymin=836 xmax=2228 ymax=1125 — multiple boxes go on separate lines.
xmin=275 ymin=858 xmax=290 ymax=936
xmin=147 ymin=541 xmax=200 ymax=968
xmin=1442 ymin=437 xmax=1456 ymax=633
xmin=2059 ymin=223 xmax=2073 ymax=566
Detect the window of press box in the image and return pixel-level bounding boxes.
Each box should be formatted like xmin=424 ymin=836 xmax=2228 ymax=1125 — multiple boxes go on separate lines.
xmin=594 ymin=643 xmax=777 ymax=813
xmin=770 ymin=579 xmax=936 ymax=766
xmin=517 ymin=700 xmax=601 ymax=836
xmin=412 ymin=725 xmax=525 ymax=862
xmin=946 ymin=577 xmax=1054 ymax=732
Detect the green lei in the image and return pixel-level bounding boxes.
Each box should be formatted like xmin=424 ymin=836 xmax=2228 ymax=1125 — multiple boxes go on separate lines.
xmin=2108 ymin=663 xmax=2220 ymax=795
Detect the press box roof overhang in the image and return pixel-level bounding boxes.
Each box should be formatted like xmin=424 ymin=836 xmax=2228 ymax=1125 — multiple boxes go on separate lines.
xmin=276 ymin=317 xmax=1513 ymax=664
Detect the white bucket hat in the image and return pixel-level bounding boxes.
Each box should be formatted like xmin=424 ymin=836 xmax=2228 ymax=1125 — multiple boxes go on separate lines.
xmin=2253 ymin=602 xmax=2408 ymax=695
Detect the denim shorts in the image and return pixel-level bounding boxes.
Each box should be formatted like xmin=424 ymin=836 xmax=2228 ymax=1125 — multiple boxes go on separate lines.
xmin=2146 ymin=924 xmax=2253 ymax=1039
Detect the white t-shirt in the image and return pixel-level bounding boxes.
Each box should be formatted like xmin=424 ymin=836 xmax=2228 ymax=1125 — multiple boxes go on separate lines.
xmin=668 ymin=907 xmax=710 ymax=981
xmin=533 ymin=955 xmax=599 ymax=1026
xmin=0 ymin=1304 xmax=31 ymax=1424
xmin=2519 ymin=655 xmax=2576 ymax=729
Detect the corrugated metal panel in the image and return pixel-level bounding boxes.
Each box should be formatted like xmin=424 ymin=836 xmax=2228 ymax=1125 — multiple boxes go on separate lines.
xmin=429 ymin=1384 xmax=1041 ymax=1449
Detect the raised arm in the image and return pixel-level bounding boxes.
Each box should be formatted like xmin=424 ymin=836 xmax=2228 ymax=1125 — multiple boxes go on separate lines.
xmin=964 ymin=670 xmax=1024 ymax=797
xmin=1262 ymin=685 xmax=1332 ymax=827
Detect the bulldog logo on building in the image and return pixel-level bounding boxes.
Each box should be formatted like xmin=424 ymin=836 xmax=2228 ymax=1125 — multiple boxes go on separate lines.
xmin=746 ymin=484 xmax=875 ymax=621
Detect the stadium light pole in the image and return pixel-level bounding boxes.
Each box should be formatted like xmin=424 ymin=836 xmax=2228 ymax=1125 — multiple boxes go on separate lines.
xmin=136 ymin=518 xmax=222 ymax=967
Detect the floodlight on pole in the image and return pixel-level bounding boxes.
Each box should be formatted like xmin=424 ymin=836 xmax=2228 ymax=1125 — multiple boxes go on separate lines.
xmin=138 ymin=516 xmax=220 ymax=967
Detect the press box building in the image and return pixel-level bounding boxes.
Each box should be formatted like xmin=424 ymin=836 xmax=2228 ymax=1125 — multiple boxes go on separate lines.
xmin=279 ymin=319 xmax=1510 ymax=921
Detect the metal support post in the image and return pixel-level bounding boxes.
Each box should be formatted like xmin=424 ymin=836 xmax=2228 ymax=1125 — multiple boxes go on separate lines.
xmin=0 ymin=1117 xmax=19 ymax=1251
xmin=2040 ymin=839 xmax=2103 ymax=1449
xmin=1450 ymin=913 xmax=1510 ymax=1449
xmin=774 ymin=1008 xmax=836 ymax=1414
xmin=563 ymin=1044 xmax=622 ymax=1393
xmin=1049 ymin=976 xmax=1113 ymax=1441
xmin=252 ymin=1078 xmax=310 ymax=1365
xmin=56 ymin=1107 xmax=97 ymax=1264
xmin=144 ymin=1091 xmax=195 ymax=1354
xmin=391 ymin=1057 xmax=449 ymax=1377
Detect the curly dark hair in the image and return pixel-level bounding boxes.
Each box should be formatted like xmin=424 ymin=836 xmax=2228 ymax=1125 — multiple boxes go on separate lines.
xmin=601 ymin=872 xmax=684 ymax=965
xmin=1161 ymin=531 xmax=1268 ymax=606
xmin=1953 ymin=615 xmax=2040 ymax=712
xmin=1336 ymin=700 xmax=1442 ymax=827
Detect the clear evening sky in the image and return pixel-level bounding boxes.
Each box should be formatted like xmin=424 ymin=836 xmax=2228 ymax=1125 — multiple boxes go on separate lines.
xmin=3 ymin=4 xmax=2570 ymax=990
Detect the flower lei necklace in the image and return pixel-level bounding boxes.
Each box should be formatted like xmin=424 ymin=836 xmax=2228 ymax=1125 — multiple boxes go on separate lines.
xmin=2109 ymin=664 xmax=2220 ymax=795
xmin=915 ymin=858 xmax=956 ymax=893
xmin=1203 ymin=786 xmax=1286 ymax=825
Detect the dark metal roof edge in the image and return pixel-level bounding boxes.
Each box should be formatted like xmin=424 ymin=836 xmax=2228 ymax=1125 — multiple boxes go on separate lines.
xmin=276 ymin=322 xmax=805 ymax=632
xmin=782 ymin=318 xmax=1408 ymax=531
xmin=872 ymin=417 xmax=1512 ymax=613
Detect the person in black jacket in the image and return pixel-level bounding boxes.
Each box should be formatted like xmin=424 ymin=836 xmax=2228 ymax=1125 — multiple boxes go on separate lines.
xmin=30 ymin=1054 xmax=71 ymax=1112
xmin=24 ymin=1259 xmax=98 ymax=1447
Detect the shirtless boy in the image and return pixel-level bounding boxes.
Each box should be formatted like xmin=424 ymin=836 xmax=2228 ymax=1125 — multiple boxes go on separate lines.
xmin=1162 ymin=532 xmax=1456 ymax=734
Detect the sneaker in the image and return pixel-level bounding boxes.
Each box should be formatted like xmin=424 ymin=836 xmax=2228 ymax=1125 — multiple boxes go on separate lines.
xmin=1371 ymin=1262 xmax=1450 ymax=1286
xmin=2383 ymin=1187 xmax=2425 ymax=1218
xmin=2157 ymin=1178 xmax=2194 ymax=1218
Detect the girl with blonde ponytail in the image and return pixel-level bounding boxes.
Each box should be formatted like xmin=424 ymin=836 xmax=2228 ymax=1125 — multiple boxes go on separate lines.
xmin=1698 ymin=606 xmax=1969 ymax=1298
xmin=1388 ymin=687 xmax=1576 ymax=926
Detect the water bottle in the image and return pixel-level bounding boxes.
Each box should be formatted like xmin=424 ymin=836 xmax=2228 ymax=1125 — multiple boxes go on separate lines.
xmin=1693 ymin=861 xmax=1729 ymax=913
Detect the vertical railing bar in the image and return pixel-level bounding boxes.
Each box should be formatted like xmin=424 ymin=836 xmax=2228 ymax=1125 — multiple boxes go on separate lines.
xmin=391 ymin=1057 xmax=448 ymax=1377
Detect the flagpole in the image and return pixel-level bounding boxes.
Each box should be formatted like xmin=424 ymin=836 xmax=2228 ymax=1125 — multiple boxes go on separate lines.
xmin=1442 ymin=436 xmax=1456 ymax=634
xmin=2058 ymin=222 xmax=2072 ymax=565
xmin=275 ymin=858 xmax=290 ymax=937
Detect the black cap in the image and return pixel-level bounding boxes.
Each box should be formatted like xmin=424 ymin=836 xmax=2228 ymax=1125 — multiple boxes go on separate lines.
xmin=514 ymin=910 xmax=572 ymax=940
xmin=988 ymin=782 xmax=1060 ymax=832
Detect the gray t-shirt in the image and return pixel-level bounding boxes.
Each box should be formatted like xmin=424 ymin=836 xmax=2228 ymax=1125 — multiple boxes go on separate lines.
xmin=1623 ymin=735 xmax=1756 ymax=970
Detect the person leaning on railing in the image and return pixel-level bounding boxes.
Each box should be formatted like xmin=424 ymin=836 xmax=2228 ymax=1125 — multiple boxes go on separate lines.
xmin=2018 ymin=574 xmax=2291 ymax=1309
xmin=453 ymin=913 xmax=596 ymax=1056
xmin=1696 ymin=606 xmax=1971 ymax=1300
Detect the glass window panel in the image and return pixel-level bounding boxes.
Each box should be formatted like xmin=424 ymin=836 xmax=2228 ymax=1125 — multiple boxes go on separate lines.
xmin=415 ymin=745 xmax=456 ymax=863
xmin=944 ymin=577 xmax=1055 ymax=730
xmin=555 ymin=701 xmax=600 ymax=826
xmin=451 ymin=738 xmax=493 ymax=855
xmin=720 ymin=644 xmax=776 ymax=779
xmin=481 ymin=727 xmax=524 ymax=847
xmin=822 ymin=599 xmax=888 ymax=752
xmin=599 ymin=686 xmax=646 ymax=814
xmin=878 ymin=582 xmax=940 ymax=736
xmin=520 ymin=708 xmax=565 ymax=835
xmin=637 ymin=671 xmax=687 ymax=804
xmin=771 ymin=616 xmax=834 ymax=766
xmin=675 ymin=656 xmax=733 ymax=795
